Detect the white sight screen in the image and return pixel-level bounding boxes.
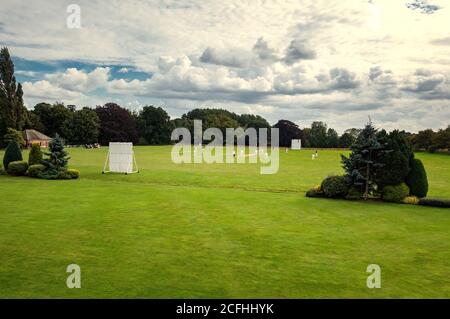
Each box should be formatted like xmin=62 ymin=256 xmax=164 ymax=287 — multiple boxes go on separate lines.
xmin=291 ymin=139 xmax=302 ymax=150
xmin=109 ymin=142 xmax=134 ymax=173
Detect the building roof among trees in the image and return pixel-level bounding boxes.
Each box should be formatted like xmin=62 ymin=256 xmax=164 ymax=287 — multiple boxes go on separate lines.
xmin=23 ymin=129 xmax=51 ymax=141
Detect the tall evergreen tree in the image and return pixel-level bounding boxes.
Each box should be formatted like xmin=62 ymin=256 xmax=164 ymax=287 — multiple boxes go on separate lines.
xmin=0 ymin=47 xmax=27 ymax=139
xmin=341 ymin=120 xmax=386 ymax=199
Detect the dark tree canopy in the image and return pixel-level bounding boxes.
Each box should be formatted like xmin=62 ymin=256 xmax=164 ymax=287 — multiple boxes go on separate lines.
xmin=95 ymin=103 xmax=139 ymax=145
xmin=326 ymin=128 xmax=339 ymax=148
xmin=63 ymin=107 xmax=100 ymax=145
xmin=308 ymin=121 xmax=328 ymax=148
xmin=137 ymin=106 xmax=172 ymax=145
xmin=33 ymin=102 xmax=73 ymax=137
xmin=374 ymin=130 xmax=413 ymax=187
xmin=272 ymin=120 xmax=303 ymax=147
xmin=338 ymin=132 xmax=355 ymax=148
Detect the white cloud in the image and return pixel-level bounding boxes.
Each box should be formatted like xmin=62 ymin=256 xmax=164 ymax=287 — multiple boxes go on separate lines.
xmin=45 ymin=67 xmax=110 ymax=92
xmin=1 ymin=0 xmax=448 ymax=132
xmin=118 ymin=67 xmax=130 ymax=73
xmin=22 ymin=80 xmax=83 ymax=100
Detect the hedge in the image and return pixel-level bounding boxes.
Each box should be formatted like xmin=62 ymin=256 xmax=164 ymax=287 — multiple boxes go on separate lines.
xmin=418 ymin=198 xmax=450 ymax=208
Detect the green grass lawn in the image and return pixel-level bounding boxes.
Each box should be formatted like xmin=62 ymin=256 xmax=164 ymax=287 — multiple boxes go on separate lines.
xmin=0 ymin=146 xmax=449 ymax=298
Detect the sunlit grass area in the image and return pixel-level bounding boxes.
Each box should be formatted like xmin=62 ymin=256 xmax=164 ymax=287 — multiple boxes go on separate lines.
xmin=0 ymin=147 xmax=449 ymax=298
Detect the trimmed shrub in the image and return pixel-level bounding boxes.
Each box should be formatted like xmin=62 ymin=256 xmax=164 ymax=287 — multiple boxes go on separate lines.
xmin=59 ymin=169 xmax=80 ymax=180
xmin=0 ymin=164 xmax=6 ymax=175
xmin=381 ymin=183 xmax=410 ymax=203
xmin=3 ymin=141 xmax=22 ymax=169
xmin=321 ymin=176 xmax=349 ymax=198
xmin=346 ymin=187 xmax=362 ymax=200
xmin=26 ymin=164 xmax=45 ymax=178
xmin=418 ymin=198 xmax=450 ymax=208
xmin=406 ymin=158 xmax=428 ymax=198
xmin=28 ymin=144 xmax=43 ymax=165
xmin=38 ymin=168 xmax=80 ymax=180
xmin=7 ymin=161 xmax=29 ymax=176
xmin=403 ymin=196 xmax=419 ymax=205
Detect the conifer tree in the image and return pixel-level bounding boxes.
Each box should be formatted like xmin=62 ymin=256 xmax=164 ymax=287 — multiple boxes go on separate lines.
xmin=40 ymin=134 xmax=70 ymax=178
xmin=0 ymin=47 xmax=27 ymax=137
xmin=341 ymin=120 xmax=386 ymax=199
xmin=28 ymin=143 xmax=43 ymax=165
xmin=2 ymin=141 xmax=22 ymax=169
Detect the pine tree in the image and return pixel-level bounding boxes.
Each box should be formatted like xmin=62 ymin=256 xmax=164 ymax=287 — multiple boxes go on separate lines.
xmin=40 ymin=134 xmax=70 ymax=178
xmin=0 ymin=47 xmax=27 ymax=140
xmin=341 ymin=120 xmax=386 ymax=199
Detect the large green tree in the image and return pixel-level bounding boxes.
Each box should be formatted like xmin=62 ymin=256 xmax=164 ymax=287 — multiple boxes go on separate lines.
xmin=0 ymin=47 xmax=27 ymax=143
xmin=338 ymin=132 xmax=355 ymax=148
xmin=309 ymin=121 xmax=328 ymax=148
xmin=33 ymin=102 xmax=73 ymax=137
xmin=63 ymin=107 xmax=100 ymax=145
xmin=430 ymin=126 xmax=450 ymax=152
xmin=326 ymin=128 xmax=339 ymax=148
xmin=137 ymin=106 xmax=172 ymax=145
xmin=409 ymin=129 xmax=435 ymax=151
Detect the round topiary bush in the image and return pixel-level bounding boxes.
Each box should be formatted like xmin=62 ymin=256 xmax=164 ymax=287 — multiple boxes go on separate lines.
xmin=382 ymin=183 xmax=410 ymax=203
xmin=28 ymin=144 xmax=43 ymax=166
xmin=7 ymin=161 xmax=29 ymax=176
xmin=26 ymin=164 xmax=45 ymax=177
xmin=66 ymin=169 xmax=80 ymax=179
xmin=3 ymin=141 xmax=22 ymax=170
xmin=405 ymin=158 xmax=428 ymax=198
xmin=321 ymin=176 xmax=349 ymax=198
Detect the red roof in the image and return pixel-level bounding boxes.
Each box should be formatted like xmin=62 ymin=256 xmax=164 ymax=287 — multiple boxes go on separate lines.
xmin=23 ymin=129 xmax=51 ymax=141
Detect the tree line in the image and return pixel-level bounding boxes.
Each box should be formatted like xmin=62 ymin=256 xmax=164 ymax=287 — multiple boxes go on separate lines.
xmin=1 ymin=46 xmax=449 ymax=151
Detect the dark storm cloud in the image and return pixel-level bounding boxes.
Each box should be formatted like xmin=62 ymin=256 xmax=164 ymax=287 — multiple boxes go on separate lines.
xmin=329 ymin=68 xmax=360 ymax=90
xmin=305 ymin=102 xmax=383 ymax=112
xmin=369 ymin=66 xmax=384 ymax=81
xmin=199 ymin=47 xmax=246 ymax=68
xmin=253 ymin=37 xmax=278 ymax=61
xmin=283 ymin=39 xmax=316 ymax=64
xmin=403 ymin=77 xmax=444 ymax=92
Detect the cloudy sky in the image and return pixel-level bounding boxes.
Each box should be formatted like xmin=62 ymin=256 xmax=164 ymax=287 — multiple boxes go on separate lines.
xmin=1 ymin=0 xmax=449 ymax=132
